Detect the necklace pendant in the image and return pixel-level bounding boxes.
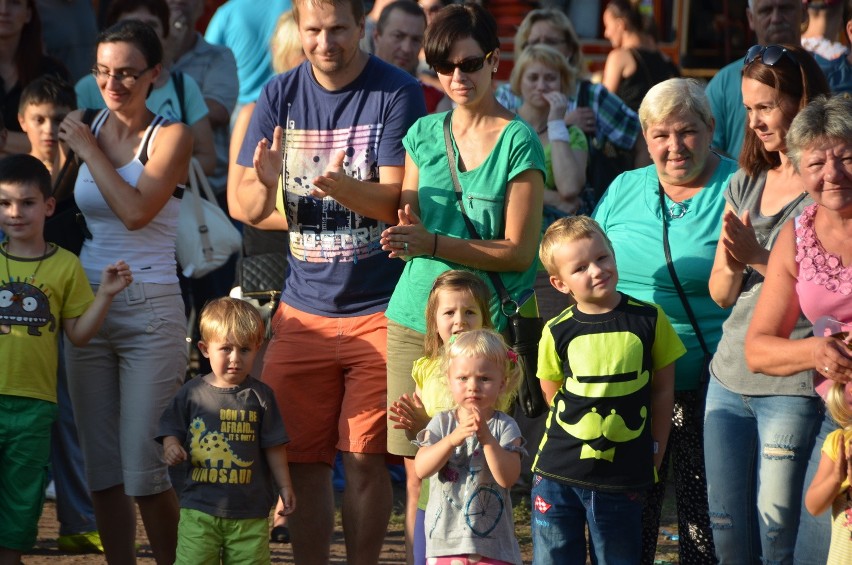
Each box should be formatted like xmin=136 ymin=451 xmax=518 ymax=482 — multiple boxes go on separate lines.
xmin=668 ymin=202 xmax=688 ymax=219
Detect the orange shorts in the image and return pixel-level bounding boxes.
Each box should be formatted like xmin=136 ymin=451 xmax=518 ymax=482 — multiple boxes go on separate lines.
xmin=262 ymin=303 xmax=388 ymax=465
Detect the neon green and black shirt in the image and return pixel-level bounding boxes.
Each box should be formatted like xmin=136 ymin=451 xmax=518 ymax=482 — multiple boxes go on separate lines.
xmin=533 ymin=293 xmax=684 ymax=491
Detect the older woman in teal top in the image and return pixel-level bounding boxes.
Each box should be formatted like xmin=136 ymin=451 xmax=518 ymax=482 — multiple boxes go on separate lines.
xmin=593 ymin=78 xmax=736 ymax=564
xmin=377 ymin=5 xmax=544 ymax=558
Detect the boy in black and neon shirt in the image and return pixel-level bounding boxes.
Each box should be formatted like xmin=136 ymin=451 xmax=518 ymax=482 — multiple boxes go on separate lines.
xmin=530 ymin=216 xmax=684 ymax=564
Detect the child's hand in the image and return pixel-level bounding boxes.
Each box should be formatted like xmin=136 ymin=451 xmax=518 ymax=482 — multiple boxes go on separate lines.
xmin=472 ymin=406 xmax=496 ymax=445
xmin=98 ymin=261 xmax=133 ymax=295
xmin=833 ymin=434 xmax=852 ymax=487
xmin=278 ymin=486 xmax=296 ymax=516
xmin=388 ymin=393 xmax=429 ymax=432
xmin=163 ymin=442 xmax=187 ymax=466
xmin=448 ymin=409 xmax=478 ymax=447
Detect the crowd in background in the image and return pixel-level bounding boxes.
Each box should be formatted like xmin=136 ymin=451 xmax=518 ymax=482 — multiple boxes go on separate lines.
xmin=2 ymin=0 xmax=852 ymax=564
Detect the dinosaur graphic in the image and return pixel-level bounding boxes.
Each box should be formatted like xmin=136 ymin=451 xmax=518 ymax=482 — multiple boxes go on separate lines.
xmin=188 ymin=417 xmax=252 ymax=468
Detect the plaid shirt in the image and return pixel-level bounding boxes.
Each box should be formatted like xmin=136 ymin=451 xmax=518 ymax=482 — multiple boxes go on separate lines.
xmin=495 ymin=82 xmax=640 ymax=150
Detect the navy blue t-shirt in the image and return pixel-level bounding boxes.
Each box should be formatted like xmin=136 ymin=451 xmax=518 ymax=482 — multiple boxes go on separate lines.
xmin=238 ymin=55 xmax=426 ymax=316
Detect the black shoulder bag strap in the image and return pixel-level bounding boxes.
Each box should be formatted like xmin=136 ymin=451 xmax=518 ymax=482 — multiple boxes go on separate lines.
xmin=442 ymin=111 xmax=516 ymax=314
xmin=173 ymin=70 xmax=187 ymax=124
xmin=658 ymin=183 xmax=709 ymax=358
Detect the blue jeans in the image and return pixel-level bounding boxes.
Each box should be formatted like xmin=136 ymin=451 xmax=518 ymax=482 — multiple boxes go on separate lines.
xmin=704 ymin=376 xmax=822 ymax=564
xmin=531 ymin=475 xmax=643 ymax=565
xmin=794 ymin=409 xmax=836 ymax=564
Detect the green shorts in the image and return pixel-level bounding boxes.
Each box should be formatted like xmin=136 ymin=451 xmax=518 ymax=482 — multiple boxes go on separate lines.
xmin=0 ymin=395 xmax=56 ymax=551
xmin=175 ymin=508 xmax=270 ymax=565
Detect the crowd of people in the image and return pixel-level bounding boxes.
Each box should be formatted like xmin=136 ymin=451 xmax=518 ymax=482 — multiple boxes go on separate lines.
xmin=2 ymin=0 xmax=852 ymax=564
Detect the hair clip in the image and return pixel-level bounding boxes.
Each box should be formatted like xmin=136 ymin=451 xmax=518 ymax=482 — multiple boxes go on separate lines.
xmin=507 ymin=349 xmax=518 ymax=364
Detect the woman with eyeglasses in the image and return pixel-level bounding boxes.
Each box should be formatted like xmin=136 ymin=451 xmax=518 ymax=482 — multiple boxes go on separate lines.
xmin=73 ymin=0 xmax=215 ymax=176
xmin=57 ymin=19 xmax=192 ymax=564
xmin=378 ymin=3 xmax=544 ymax=563
xmin=704 ymin=43 xmax=830 ymax=564
xmin=746 ymin=93 xmax=852 ymax=565
xmin=592 ymin=78 xmax=738 ymax=563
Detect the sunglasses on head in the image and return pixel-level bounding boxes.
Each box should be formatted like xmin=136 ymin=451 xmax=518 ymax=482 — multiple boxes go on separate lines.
xmin=744 ymin=44 xmax=800 ymax=67
xmin=433 ymin=51 xmax=493 ymax=76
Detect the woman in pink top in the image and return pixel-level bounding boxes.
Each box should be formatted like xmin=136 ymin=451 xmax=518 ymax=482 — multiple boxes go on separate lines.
xmin=746 ymin=94 xmax=852 ymax=563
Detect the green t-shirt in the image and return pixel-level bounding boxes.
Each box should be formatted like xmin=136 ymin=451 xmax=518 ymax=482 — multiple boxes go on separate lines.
xmin=385 ymin=112 xmax=546 ymax=333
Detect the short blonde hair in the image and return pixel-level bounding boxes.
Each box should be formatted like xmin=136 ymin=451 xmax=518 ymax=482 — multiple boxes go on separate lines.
xmin=509 ymin=44 xmax=576 ymax=98
xmin=199 ymin=297 xmax=265 ymax=349
xmin=638 ymin=78 xmax=713 ymax=132
xmin=442 ymin=329 xmax=521 ymax=412
xmin=270 ymin=11 xmax=304 ymax=74
xmin=539 ymin=215 xmax=614 ymax=277
xmin=826 ymin=381 xmax=852 ymax=430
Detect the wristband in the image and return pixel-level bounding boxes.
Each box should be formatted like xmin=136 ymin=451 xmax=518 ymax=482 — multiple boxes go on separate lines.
xmin=547 ymin=120 xmax=571 ymax=143
xmin=431 ymin=232 xmax=438 ymax=257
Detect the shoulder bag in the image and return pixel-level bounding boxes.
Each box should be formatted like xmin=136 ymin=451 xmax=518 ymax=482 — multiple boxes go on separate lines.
xmin=443 ymin=112 xmax=547 ymax=418
xmin=176 ymin=157 xmax=242 ymax=278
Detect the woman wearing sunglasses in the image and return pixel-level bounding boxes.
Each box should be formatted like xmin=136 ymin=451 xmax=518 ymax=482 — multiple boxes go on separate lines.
xmin=705 ymin=43 xmax=830 ymax=564
xmin=379 ymin=3 xmax=545 ymax=562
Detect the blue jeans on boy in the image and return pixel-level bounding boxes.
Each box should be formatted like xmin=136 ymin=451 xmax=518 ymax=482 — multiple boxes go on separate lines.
xmin=704 ymin=376 xmax=822 ymax=564
xmin=531 ymin=474 xmax=643 ymax=565
xmin=794 ymin=409 xmax=836 ymax=565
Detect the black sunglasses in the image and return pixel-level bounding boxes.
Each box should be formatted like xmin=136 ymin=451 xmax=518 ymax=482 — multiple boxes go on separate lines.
xmin=433 ymin=51 xmax=493 ymax=76
xmin=744 ymin=44 xmax=800 ymax=67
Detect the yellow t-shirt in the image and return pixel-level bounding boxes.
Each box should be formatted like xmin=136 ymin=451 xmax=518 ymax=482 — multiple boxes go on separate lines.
xmin=0 ymin=244 xmax=93 ymax=403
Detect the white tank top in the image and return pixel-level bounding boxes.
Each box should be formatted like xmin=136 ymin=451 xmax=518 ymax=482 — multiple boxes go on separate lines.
xmin=75 ymin=109 xmax=181 ymax=284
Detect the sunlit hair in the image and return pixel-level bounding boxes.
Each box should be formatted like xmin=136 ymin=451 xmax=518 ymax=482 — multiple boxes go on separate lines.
xmin=740 ymin=44 xmax=830 ymax=176
xmin=199 ymin=297 xmax=265 ymax=349
xmin=0 ymin=154 xmax=52 ymax=199
xmin=270 ymin=11 xmax=304 ymax=74
xmin=423 ymin=3 xmax=498 ymax=68
xmin=513 ymin=9 xmax=584 ymax=75
xmin=825 ymin=381 xmax=852 ymax=431
xmin=293 ymin=0 xmax=365 ymax=25
xmin=539 ymin=216 xmax=614 ymax=277
xmin=19 ymin=75 xmax=76 ymax=114
xmin=787 ymin=95 xmax=852 ymax=172
xmin=424 ymin=270 xmax=493 ymax=358
xmin=442 ymin=329 xmax=521 ymax=412
xmin=638 ymin=77 xmax=713 ymax=132
xmin=509 ymin=44 xmax=576 ymax=98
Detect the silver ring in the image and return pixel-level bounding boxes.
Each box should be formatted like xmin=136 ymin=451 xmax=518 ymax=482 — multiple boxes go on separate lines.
xmin=825 ymin=366 xmax=831 ymax=373
xmin=403 ymin=242 xmax=408 ymax=252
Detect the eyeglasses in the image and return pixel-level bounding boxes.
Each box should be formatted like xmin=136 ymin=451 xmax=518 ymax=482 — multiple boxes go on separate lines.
xmin=523 ymin=37 xmax=567 ymax=49
xmin=433 ymin=51 xmax=493 ymax=75
xmin=743 ymin=44 xmax=800 ymax=67
xmin=91 ymin=66 xmax=153 ymax=86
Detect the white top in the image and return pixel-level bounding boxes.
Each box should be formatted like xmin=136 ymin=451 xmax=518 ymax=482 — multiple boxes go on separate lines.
xmin=75 ymin=109 xmax=181 ymax=284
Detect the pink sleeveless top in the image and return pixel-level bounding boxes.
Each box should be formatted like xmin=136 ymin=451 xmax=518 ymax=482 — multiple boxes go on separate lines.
xmin=794 ymin=203 xmax=852 ymax=398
